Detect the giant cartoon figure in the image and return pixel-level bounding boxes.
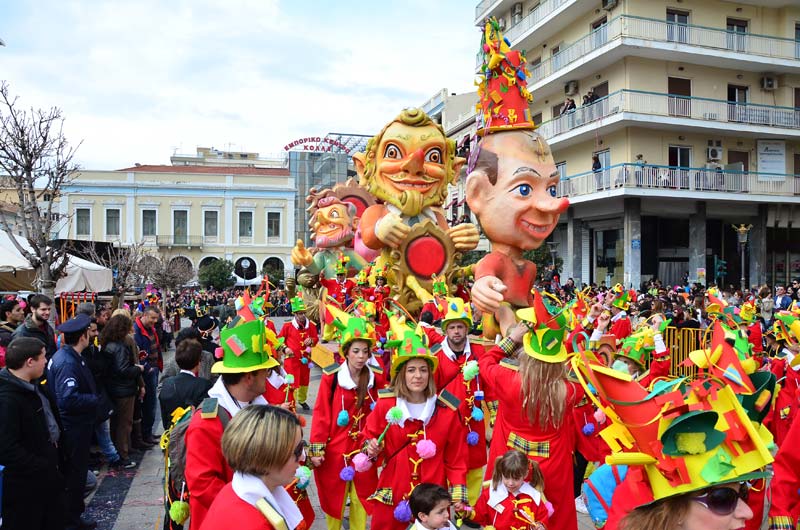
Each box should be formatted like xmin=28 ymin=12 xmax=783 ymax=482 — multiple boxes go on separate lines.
xmin=466 ymin=18 xmax=570 ymax=337
xmin=353 ymin=108 xmax=480 ymax=312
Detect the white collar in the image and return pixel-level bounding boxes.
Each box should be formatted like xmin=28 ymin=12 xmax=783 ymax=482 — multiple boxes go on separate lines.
xmin=440 ymin=338 xmax=471 ymax=362
xmin=267 ymin=368 xmax=287 ymax=390
xmin=410 ymin=520 xmax=458 ymax=530
xmin=179 ymin=369 xmax=196 ymax=378
xmin=337 ymin=364 xmax=375 ymax=390
xmin=292 ymin=318 xmax=309 ymax=330
xmin=231 ymin=472 xmax=303 ymax=530
xmin=207 ymin=377 xmax=267 ymax=417
xmin=611 ymin=310 xmax=627 ymax=323
xmin=487 ymin=481 xmax=542 ymax=508
xmin=385 ymin=202 xmax=438 ymax=222
xmin=396 ymin=395 xmax=437 ymax=427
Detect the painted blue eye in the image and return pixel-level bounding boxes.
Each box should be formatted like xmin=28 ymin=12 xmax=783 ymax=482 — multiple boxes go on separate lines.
xmin=548 ymin=185 xmax=557 ymax=197
xmin=515 ymin=184 xmax=532 ymax=197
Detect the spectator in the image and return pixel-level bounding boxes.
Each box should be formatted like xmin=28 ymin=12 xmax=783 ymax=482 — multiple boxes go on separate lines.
xmin=158 ymin=338 xmax=212 ymax=430
xmin=12 ymin=293 xmax=57 ymax=358
xmin=134 ymin=306 xmax=162 ymax=445
xmin=758 ymin=285 xmax=774 ymax=325
xmin=775 ymin=285 xmax=792 ymax=311
xmin=48 ymin=314 xmax=98 ymax=530
xmin=592 ymin=154 xmax=602 ymax=191
xmin=102 ymin=313 xmax=146 ymax=461
xmin=76 ymin=302 xmax=96 ymax=318
xmin=0 ymin=337 xmax=65 ymax=530
xmin=0 ymin=298 xmax=25 ymax=364
xmin=634 ymin=153 xmax=647 ymax=186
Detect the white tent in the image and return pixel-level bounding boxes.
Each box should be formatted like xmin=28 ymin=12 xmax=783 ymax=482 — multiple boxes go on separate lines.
xmin=0 ymin=230 xmax=113 ymax=294
xmin=234 ymin=274 xmax=262 ymax=287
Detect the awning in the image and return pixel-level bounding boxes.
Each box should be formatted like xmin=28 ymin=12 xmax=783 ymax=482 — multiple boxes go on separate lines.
xmin=234 ymin=274 xmax=263 ymax=286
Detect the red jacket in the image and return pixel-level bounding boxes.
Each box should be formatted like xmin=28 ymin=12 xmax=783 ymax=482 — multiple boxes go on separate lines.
xmin=319 ymin=278 xmax=354 ymax=307
xmin=199 ymin=483 xmax=273 ymax=530
xmin=609 ymin=316 xmax=632 ymax=343
xmin=473 ymin=483 xmax=550 ymax=530
xmin=278 ymin=320 xmax=319 ymax=362
xmin=769 ymin=410 xmax=800 ymax=528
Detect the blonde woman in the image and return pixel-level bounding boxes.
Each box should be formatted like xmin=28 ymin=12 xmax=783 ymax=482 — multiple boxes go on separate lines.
xmin=200 ymin=405 xmax=309 ymax=530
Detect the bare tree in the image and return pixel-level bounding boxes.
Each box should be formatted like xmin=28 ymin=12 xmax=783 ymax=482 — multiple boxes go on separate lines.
xmin=86 ymin=240 xmax=151 ymax=309
xmin=141 ymin=253 xmax=194 ymax=296
xmin=0 ymin=81 xmax=80 ymax=307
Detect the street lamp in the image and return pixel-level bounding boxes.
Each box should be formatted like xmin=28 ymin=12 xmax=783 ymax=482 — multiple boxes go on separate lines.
xmin=732 ymin=224 xmax=752 ymax=293
xmin=546 ymin=241 xmax=559 ymax=268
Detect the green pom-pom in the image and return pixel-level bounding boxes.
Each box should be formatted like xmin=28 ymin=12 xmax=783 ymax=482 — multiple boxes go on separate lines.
xmin=170 ymin=500 xmax=190 ymax=524
xmin=387 ymin=406 xmax=404 ymax=424
xmin=462 ymin=360 xmax=479 ymax=381
xmin=675 ymin=432 xmax=707 ymax=455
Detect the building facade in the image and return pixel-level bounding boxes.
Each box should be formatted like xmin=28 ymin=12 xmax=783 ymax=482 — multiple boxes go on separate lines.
xmin=59 ymin=149 xmax=296 ymax=284
xmin=473 ymin=0 xmax=800 ymax=289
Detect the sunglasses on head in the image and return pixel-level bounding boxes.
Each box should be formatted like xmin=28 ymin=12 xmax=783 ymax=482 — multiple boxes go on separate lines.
xmin=692 ymin=483 xmax=749 ymax=516
xmin=293 ymin=440 xmax=308 ymax=462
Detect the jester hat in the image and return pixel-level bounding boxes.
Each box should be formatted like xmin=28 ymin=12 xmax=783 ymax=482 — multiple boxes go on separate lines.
xmin=212 ymin=319 xmax=279 ymax=374
xmin=611 ymin=285 xmax=635 ymax=311
xmin=616 ymin=328 xmax=656 ymax=370
xmin=431 ymin=274 xmax=448 ymax=296
xmin=686 ymin=321 xmax=756 ymax=394
xmin=516 ymin=289 xmax=568 ymax=363
xmin=385 ymin=313 xmax=438 ymax=379
xmin=476 ymin=17 xmax=535 ymax=136
xmin=571 ymin=352 xmax=773 ymax=503
xmin=705 ymin=287 xmax=728 ymax=316
xmin=335 ymin=255 xmax=350 ymax=276
xmin=773 ymin=311 xmax=800 ymax=345
xmin=738 ymin=299 xmax=757 ymax=324
xmin=326 ymin=303 xmax=375 ymax=357
xmin=290 ymin=295 xmax=307 ymax=314
xmin=440 ymin=297 xmax=472 ymax=331
xmin=352 ymin=298 xmax=377 ymax=321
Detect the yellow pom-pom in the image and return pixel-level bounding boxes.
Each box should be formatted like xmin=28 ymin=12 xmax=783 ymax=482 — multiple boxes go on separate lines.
xmin=170 ymin=500 xmax=190 ymax=524
xmin=675 ymin=432 xmax=707 ymax=455
xmin=740 ymin=358 xmax=757 ymax=375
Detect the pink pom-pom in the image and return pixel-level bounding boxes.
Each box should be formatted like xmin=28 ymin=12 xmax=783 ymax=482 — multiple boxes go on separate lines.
xmin=214 ymin=347 xmax=224 ymax=359
xmin=593 ymin=408 xmax=607 ymax=424
xmin=305 ymin=346 xmax=312 ymax=353
xmin=416 ymin=439 xmax=437 ymax=459
xmin=416 ymin=347 xmax=426 ymax=355
xmin=545 ymin=501 xmax=554 ymax=517
xmin=353 ymin=453 xmax=373 ymax=472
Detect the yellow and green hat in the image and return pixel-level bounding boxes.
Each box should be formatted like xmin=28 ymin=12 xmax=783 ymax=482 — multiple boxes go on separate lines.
xmin=352 ymin=298 xmax=376 ymax=321
xmin=610 ymin=284 xmax=634 ymax=311
xmin=335 ymin=255 xmax=350 ymax=275
xmin=440 ymin=297 xmax=472 ymax=331
xmin=290 ymin=295 xmax=307 ymax=314
xmin=212 ymin=319 xmax=280 ymax=374
xmin=616 ymin=328 xmax=656 ymax=369
xmin=431 ymin=274 xmax=448 ymax=296
xmin=516 ymin=289 xmax=568 ymax=363
xmin=386 ymin=313 xmax=439 ymax=379
xmin=326 ymin=303 xmax=375 ymax=356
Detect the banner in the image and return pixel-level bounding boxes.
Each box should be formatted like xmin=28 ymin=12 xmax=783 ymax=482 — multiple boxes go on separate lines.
xmin=756 ymin=140 xmax=786 ymax=180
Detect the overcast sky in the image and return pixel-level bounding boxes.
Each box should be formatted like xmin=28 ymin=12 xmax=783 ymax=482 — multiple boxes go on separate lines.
xmin=2 ymin=1 xmax=478 ymax=169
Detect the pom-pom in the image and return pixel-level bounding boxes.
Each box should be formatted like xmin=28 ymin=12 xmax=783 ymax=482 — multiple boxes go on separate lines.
xmin=214 ymin=347 xmax=224 ymax=359
xmin=285 ymin=374 xmax=295 ymax=385
xmin=471 ymin=406 xmax=484 ymax=422
xmin=417 ymin=347 xmax=426 ymax=355
xmin=337 ymin=409 xmax=350 ymax=427
xmin=353 ymin=452 xmax=373 ymax=472
xmin=593 ymin=408 xmax=606 ymax=424
xmin=301 ymin=357 xmax=309 ymax=365
xmin=545 ymin=501 xmax=554 ymax=517
xmin=306 ymin=346 xmax=312 ymax=353
xmin=380 ymin=337 xmax=387 ymax=344
xmin=675 ymin=432 xmax=707 ymax=455
xmin=582 ymin=423 xmax=596 ymax=436
xmin=169 ymin=500 xmax=190 ymax=524
xmin=462 ymin=360 xmax=479 ymax=381
xmin=295 ymin=465 xmax=311 ymax=489
xmin=386 ymin=406 xmax=404 ymax=424
xmin=370 ymin=401 xmax=376 ymax=411
xmin=416 ymin=439 xmax=437 ymax=459
xmin=377 ymin=348 xmax=384 ymax=355
xmin=394 ymin=500 xmax=412 ymax=522
xmin=466 ymin=431 xmax=480 ymax=446
xmin=339 ymin=465 xmax=356 ymax=481
xmin=297 ymin=415 xmax=307 ymax=428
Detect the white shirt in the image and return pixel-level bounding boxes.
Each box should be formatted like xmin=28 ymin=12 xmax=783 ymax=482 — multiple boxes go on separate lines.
xmin=207 ymin=376 xmax=267 ymax=417
xmin=231 ymin=472 xmax=303 ymax=530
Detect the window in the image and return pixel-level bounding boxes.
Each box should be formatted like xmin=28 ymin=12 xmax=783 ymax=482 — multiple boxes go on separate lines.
xmin=726 ymin=18 xmax=748 ymax=52
xmin=556 ymin=161 xmax=567 ymax=180
xmin=591 ymin=17 xmax=608 ymax=49
xmin=76 ymin=208 xmax=90 ymax=236
xmin=795 ymin=23 xmax=799 ymax=59
xmin=666 ymin=10 xmax=689 ymax=43
xmin=668 ymin=77 xmax=692 ymax=117
xmin=142 ymin=209 xmax=157 ymax=237
xmin=668 ymin=145 xmax=692 ymax=167
xmin=105 ymin=208 xmax=120 ymax=237
xmin=173 ymin=210 xmax=188 ymax=245
xmin=532 ymin=112 xmax=542 ymax=126
xmin=238 ymin=211 xmax=253 ymax=238
xmin=267 ymin=211 xmax=281 ymax=239
xmin=203 ymin=210 xmax=218 ymax=237
xmin=727 ymin=84 xmax=749 ymax=122
xmin=43 ymin=193 xmax=52 ymax=202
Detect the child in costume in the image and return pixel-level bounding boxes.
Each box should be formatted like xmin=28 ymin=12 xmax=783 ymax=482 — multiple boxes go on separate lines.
xmin=473 ymin=450 xmax=549 ymax=530
xmin=408 ymin=483 xmax=459 ymax=530
xmin=277 ymin=296 xmax=319 ymax=410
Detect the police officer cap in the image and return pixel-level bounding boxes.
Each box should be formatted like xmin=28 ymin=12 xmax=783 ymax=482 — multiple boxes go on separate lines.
xmin=196 ymin=315 xmax=216 ymax=332
xmin=57 ymin=313 xmax=91 ymax=333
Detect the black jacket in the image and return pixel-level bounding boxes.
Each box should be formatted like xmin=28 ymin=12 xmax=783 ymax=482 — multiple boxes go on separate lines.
xmin=47 ymin=345 xmax=99 ymax=429
xmin=12 ymin=315 xmax=57 ymax=358
xmin=104 ymin=340 xmax=141 ymax=399
xmin=0 ymin=368 xmax=64 ymax=498
xmin=158 ymin=372 xmax=212 ymax=429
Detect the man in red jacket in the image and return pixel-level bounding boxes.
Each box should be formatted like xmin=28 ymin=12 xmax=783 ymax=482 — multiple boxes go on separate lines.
xmin=183 ymin=319 xmax=278 ymax=530
xmin=607 ymin=288 xmax=633 ymax=343
xmin=278 ymin=297 xmax=319 ymax=410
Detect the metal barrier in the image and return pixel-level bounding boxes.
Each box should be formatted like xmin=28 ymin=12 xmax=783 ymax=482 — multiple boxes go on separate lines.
xmin=662 ymin=326 xmax=701 ymax=379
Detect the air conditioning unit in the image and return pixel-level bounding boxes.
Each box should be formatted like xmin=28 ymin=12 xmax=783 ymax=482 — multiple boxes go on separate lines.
xmin=565 ymin=80 xmax=579 ymax=96
xmin=760 ymin=76 xmax=777 ymax=91
xmin=707 ymin=147 xmax=724 ymax=161
xmin=602 ymin=0 xmax=618 ymax=10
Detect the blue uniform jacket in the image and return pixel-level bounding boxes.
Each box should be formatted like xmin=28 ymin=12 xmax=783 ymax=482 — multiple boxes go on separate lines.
xmin=47 ymin=345 xmax=99 ymax=429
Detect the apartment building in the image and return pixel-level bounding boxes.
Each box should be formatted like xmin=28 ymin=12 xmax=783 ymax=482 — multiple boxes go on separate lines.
xmin=473 ymin=0 xmax=800 ymax=289
xmin=59 ymin=148 xmax=296 ymax=283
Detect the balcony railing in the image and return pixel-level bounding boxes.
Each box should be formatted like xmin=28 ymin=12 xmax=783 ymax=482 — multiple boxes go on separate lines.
xmin=537 ymin=90 xmax=800 ymax=140
xmin=530 ymin=15 xmax=800 ymax=84
xmin=156 ymin=235 xmax=204 ymax=247
xmin=558 ymin=163 xmax=800 ymax=199
xmin=504 ymin=0 xmax=571 ymax=45
xmin=475 ymin=0 xmax=498 ymax=21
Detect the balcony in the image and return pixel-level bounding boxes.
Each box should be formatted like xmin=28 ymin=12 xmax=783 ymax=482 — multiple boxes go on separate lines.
xmin=156 ymin=235 xmax=204 ymax=248
xmin=558 ymin=163 xmax=800 ymax=203
xmin=537 ymin=90 xmax=800 ymax=147
xmin=529 ymin=15 xmax=800 ymax=98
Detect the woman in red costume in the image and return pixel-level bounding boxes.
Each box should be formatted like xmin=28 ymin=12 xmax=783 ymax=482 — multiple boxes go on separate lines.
xmin=360 ymin=323 xmax=468 ymax=530
xmin=479 ymin=291 xmax=583 ymax=530
xmin=308 ymin=314 xmax=379 ymax=530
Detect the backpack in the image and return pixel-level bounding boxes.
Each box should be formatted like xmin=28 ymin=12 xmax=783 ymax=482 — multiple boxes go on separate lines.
xmin=162 ymin=397 xmax=231 ymax=525
xmin=582 ymin=464 xmax=628 ymax=528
